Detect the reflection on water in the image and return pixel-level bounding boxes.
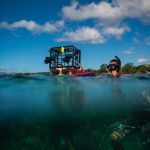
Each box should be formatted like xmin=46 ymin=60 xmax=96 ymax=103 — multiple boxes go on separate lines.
xmin=0 ymin=74 xmax=150 ymax=150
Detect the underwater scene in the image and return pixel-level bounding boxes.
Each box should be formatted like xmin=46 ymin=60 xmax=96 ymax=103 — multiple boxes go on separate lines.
xmin=0 ymin=74 xmax=150 ymax=150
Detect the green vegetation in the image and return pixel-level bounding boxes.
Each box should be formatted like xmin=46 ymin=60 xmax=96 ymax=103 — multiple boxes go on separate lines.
xmin=136 ymin=65 xmax=148 ymax=73
xmin=93 ymin=64 xmax=108 ymax=75
xmin=97 ymin=64 xmax=108 ymax=74
xmin=121 ymin=63 xmax=137 ymax=74
xmin=85 ymin=64 xmax=108 ymax=75
xmin=121 ymin=63 xmax=150 ymax=74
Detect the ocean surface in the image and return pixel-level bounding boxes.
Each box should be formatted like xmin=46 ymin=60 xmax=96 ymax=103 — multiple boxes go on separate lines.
xmin=0 ymin=74 xmax=150 ymax=150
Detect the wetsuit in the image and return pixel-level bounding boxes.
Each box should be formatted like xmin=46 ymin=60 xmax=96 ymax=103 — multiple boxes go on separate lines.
xmin=110 ymin=100 xmax=150 ymax=150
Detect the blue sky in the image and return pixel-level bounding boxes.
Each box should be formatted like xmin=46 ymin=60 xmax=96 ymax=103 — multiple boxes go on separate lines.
xmin=0 ymin=0 xmax=150 ymax=72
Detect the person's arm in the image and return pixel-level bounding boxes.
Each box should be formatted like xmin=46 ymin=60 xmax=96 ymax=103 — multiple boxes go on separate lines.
xmin=77 ymin=62 xmax=83 ymax=72
xmin=79 ymin=65 xmax=83 ymax=72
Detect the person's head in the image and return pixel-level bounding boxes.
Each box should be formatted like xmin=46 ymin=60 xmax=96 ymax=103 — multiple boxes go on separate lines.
xmin=62 ymin=68 xmax=70 ymax=75
xmin=56 ymin=64 xmax=63 ymax=76
xmin=50 ymin=68 xmax=60 ymax=75
xmin=107 ymin=56 xmax=121 ymax=77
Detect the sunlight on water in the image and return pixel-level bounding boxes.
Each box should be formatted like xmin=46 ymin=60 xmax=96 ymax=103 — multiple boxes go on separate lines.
xmin=0 ymin=74 xmax=150 ymax=150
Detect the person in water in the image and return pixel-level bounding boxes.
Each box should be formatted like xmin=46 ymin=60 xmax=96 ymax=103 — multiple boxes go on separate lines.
xmin=77 ymin=62 xmax=83 ymax=72
xmin=107 ymin=56 xmax=121 ymax=77
xmin=107 ymin=56 xmax=150 ymax=150
xmin=69 ymin=63 xmax=83 ymax=75
xmin=51 ymin=62 xmax=83 ymax=76
xmin=56 ymin=64 xmax=67 ymax=76
xmin=110 ymin=97 xmax=150 ymax=150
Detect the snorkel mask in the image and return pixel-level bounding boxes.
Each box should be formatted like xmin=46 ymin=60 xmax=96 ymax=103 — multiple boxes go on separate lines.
xmin=107 ymin=63 xmax=119 ymax=72
xmin=107 ymin=56 xmax=121 ymax=72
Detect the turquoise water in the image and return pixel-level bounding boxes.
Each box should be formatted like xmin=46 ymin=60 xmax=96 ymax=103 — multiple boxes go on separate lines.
xmin=0 ymin=74 xmax=150 ymax=150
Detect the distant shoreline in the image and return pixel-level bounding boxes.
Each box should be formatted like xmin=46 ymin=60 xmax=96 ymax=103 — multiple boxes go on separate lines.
xmin=0 ymin=71 xmax=150 ymax=78
xmin=1 ymin=63 xmax=150 ymax=77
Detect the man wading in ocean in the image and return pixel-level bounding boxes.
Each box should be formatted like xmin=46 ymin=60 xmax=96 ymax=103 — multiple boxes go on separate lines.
xmin=107 ymin=56 xmax=121 ymax=77
xmin=107 ymin=56 xmax=150 ymax=150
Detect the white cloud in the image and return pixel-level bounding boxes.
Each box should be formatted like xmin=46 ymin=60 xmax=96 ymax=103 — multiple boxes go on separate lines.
xmin=137 ymin=57 xmax=150 ymax=63
xmin=103 ymin=26 xmax=130 ymax=39
xmin=11 ymin=20 xmax=38 ymax=31
xmin=62 ymin=0 xmax=150 ymax=25
xmin=56 ymin=27 xmax=105 ymax=44
xmin=145 ymin=36 xmax=150 ymax=45
xmin=123 ymin=47 xmax=135 ymax=55
xmin=0 ymin=20 xmax=64 ymax=34
xmin=61 ymin=0 xmax=149 ymax=40
xmin=62 ymin=1 xmax=122 ymax=25
xmin=123 ymin=51 xmax=134 ymax=55
xmin=118 ymin=0 xmax=150 ymax=23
